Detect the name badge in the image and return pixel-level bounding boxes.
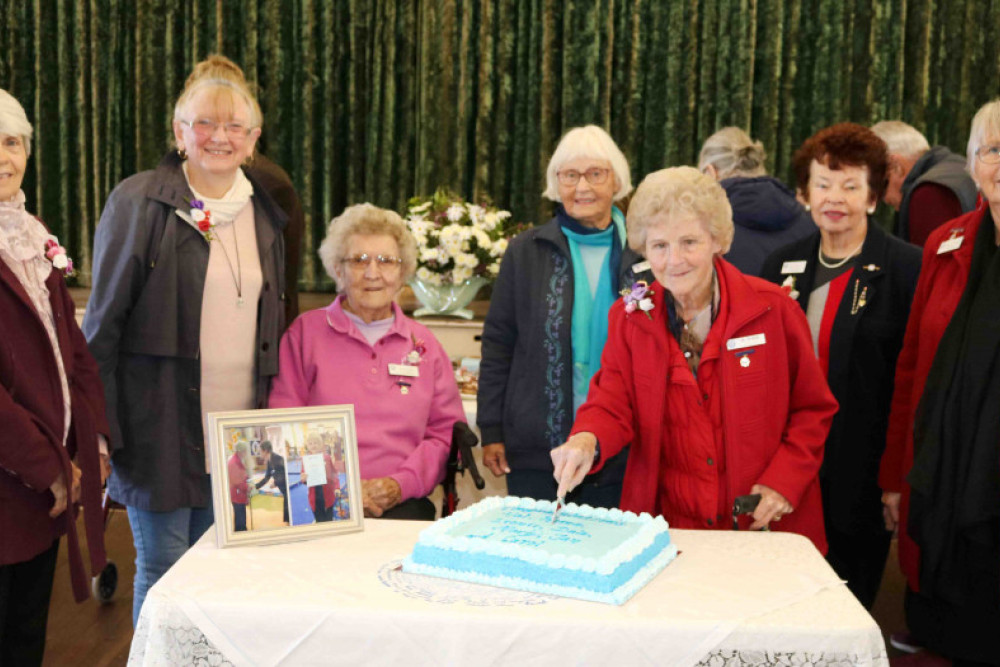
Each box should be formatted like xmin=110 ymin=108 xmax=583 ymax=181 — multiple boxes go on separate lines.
xmin=388 ymin=364 xmax=419 ymax=378
xmin=937 ymin=236 xmax=963 ymax=254
xmin=631 ymin=260 xmax=651 ymax=274
xmin=726 ymin=333 xmax=767 ymax=351
xmin=781 ymin=260 xmax=807 ymax=274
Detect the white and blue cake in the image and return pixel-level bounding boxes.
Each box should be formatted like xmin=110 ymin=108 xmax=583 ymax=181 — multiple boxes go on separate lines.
xmin=402 ymin=496 xmax=677 ymax=604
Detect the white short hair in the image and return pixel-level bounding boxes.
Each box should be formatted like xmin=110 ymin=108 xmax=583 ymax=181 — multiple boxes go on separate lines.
xmin=870 ymin=121 xmax=930 ymax=158
xmin=0 ymin=89 xmax=33 ymax=157
xmin=966 ymin=99 xmax=1000 ymax=177
xmin=543 ymin=125 xmax=632 ymax=201
xmin=318 ymin=203 xmax=417 ymax=289
xmin=698 ymin=127 xmax=767 ymax=178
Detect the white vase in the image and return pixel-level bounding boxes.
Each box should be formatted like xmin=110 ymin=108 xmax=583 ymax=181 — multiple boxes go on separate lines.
xmin=409 ymin=276 xmax=487 ymax=319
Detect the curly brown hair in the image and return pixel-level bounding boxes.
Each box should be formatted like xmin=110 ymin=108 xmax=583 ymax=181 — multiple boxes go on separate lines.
xmin=792 ymin=122 xmax=889 ymax=201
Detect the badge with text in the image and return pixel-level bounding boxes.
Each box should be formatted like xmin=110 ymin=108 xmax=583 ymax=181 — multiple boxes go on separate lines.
xmin=726 ymin=333 xmax=767 ymax=351
xmin=937 ymin=235 xmax=963 ymax=255
xmin=780 ymin=260 xmax=807 ymax=274
xmin=388 ymin=363 xmax=419 ymax=378
xmin=631 ymin=260 xmax=651 ymax=274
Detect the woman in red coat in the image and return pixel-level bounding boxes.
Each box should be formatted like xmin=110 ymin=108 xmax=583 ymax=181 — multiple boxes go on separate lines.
xmin=228 ymin=441 xmax=252 ymax=532
xmin=0 ymin=88 xmax=109 ymax=665
xmin=880 ymin=100 xmax=1000 ymax=663
xmin=552 ymin=166 xmax=837 ymax=551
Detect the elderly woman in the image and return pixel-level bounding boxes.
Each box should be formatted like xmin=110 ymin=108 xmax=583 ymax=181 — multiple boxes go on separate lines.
xmin=269 ymin=204 xmax=465 ymax=520
xmin=478 ymin=125 xmax=644 ymax=506
xmin=759 ymin=124 xmax=921 ymax=609
xmin=699 ymin=127 xmax=815 ymax=276
xmin=0 ymin=89 xmax=109 ymax=666
xmin=298 ymin=432 xmax=338 ymax=523
xmin=551 ymin=167 xmax=837 ymax=551
xmin=83 ymin=73 xmax=286 ymax=625
xmin=879 ymin=101 xmax=1000 ymax=661
xmin=228 ymin=441 xmax=253 ymax=531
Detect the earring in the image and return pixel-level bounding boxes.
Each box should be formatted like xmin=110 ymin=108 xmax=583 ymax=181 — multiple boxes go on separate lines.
xmin=177 ymin=148 xmax=187 ymax=160
xmin=804 ymin=204 xmax=811 ymax=212
xmin=867 ymin=206 xmax=875 ymax=214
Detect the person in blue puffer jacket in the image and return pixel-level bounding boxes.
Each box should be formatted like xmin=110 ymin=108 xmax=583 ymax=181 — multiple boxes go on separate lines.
xmin=699 ymin=127 xmax=815 ymax=277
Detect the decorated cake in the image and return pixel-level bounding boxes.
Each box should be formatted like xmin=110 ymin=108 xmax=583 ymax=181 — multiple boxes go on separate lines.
xmin=402 ymin=496 xmax=677 ymax=604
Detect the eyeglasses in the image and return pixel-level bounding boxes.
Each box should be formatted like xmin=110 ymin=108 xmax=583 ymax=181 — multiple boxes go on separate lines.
xmin=557 ymin=167 xmax=611 ymax=187
xmin=179 ymin=118 xmax=254 ymax=140
xmin=341 ymin=253 xmax=403 ymax=271
xmin=976 ymin=145 xmax=1000 ymax=165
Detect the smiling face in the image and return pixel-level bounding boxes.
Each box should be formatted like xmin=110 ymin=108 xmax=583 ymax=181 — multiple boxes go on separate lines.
xmin=557 ymin=157 xmax=617 ymax=228
xmin=0 ymin=133 xmax=27 ymax=202
xmin=644 ymin=214 xmax=722 ymax=309
xmin=803 ymin=160 xmax=875 ymax=237
xmin=973 ymin=135 xmax=1000 ymax=210
xmin=332 ymin=234 xmax=404 ymax=323
xmin=172 ymin=85 xmax=260 ymax=186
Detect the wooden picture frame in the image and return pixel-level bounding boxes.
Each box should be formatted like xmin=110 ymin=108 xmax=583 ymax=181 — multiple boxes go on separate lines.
xmin=207 ymin=405 xmax=364 ymax=547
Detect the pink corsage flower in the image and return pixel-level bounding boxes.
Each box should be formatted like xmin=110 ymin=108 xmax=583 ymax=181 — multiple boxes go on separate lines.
xmin=405 ymin=334 xmax=427 ymax=365
xmin=188 ymin=198 xmax=216 ymax=240
xmin=621 ymin=280 xmax=655 ymax=319
xmin=44 ymin=235 xmax=76 ymax=278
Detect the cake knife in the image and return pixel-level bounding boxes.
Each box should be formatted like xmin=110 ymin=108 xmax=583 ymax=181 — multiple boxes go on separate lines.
xmin=551 ymin=495 xmax=565 ymax=523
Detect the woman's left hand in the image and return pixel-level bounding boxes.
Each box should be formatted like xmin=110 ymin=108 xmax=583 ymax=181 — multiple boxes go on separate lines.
xmin=749 ymin=483 xmax=793 ymax=530
xmin=362 ymin=477 xmax=401 ymax=517
xmin=550 ymin=433 xmax=597 ymax=499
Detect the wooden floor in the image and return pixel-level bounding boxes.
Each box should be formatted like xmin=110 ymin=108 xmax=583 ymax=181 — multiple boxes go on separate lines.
xmin=40 ymin=508 xmax=939 ymax=666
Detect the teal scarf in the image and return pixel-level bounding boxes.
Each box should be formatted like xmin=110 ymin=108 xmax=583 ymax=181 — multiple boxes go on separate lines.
xmin=560 ymin=206 xmax=627 ymax=415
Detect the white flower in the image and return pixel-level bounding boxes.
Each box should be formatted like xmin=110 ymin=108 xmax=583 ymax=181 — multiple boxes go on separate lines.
xmin=420 ymin=248 xmax=441 ymax=264
xmin=496 ymin=210 xmax=512 ymax=220
xmin=190 ymin=209 xmax=206 ymax=222
xmin=51 ymin=253 xmax=68 ymax=270
xmin=490 ymin=238 xmax=508 ymax=257
xmin=481 ymin=211 xmax=499 ymax=230
xmin=466 ymin=203 xmax=485 ymax=221
xmin=446 ymin=204 xmax=465 ymax=222
xmin=452 ymin=266 xmax=473 ymax=282
xmin=638 ymin=298 xmax=654 ymax=312
xmin=472 ymin=228 xmax=491 ymax=248
xmin=488 ymin=261 xmax=501 ymax=276
xmin=410 ymin=201 xmax=432 ymax=214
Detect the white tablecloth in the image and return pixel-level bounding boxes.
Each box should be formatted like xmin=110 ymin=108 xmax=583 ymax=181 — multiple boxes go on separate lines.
xmin=129 ymin=522 xmax=887 ymax=667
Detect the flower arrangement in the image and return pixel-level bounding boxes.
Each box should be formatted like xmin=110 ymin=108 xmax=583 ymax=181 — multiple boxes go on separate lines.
xmin=403 ymin=188 xmax=520 ymax=286
xmin=44 ymin=235 xmax=75 ymax=278
xmin=621 ymin=280 xmax=655 ymax=319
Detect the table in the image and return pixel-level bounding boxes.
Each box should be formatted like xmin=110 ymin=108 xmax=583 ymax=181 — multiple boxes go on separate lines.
xmin=129 ymin=521 xmax=887 ymax=666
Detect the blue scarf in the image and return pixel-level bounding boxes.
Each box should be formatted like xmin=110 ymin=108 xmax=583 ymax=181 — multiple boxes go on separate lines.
xmin=557 ymin=205 xmax=627 ymax=415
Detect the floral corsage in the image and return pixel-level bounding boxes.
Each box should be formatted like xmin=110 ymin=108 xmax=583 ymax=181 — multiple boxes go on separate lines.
xmin=621 ymin=280 xmax=655 ymax=319
xmin=405 ymin=334 xmax=427 ymax=365
xmin=187 ymin=199 xmax=216 ymax=240
xmin=781 ymin=275 xmax=800 ymax=300
xmin=44 ymin=235 xmax=75 ymax=278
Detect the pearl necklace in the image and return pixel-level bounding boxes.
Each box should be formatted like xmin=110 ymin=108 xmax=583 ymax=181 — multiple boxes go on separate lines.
xmin=817 ymin=239 xmax=864 ymax=269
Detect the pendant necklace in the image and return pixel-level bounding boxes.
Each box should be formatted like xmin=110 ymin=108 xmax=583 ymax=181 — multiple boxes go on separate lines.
xmin=817 ymin=239 xmax=864 ymax=269
xmin=216 ymin=222 xmax=244 ymax=307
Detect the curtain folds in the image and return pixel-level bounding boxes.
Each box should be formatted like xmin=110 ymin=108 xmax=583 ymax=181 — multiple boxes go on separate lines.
xmin=1 ymin=0 xmax=995 ymax=289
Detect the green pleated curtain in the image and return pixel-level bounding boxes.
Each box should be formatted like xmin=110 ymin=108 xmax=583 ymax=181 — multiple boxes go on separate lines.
xmin=2 ymin=0 xmax=998 ymax=290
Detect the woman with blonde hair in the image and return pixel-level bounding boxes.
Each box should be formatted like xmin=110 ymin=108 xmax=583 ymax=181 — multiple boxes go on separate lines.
xmin=552 ymin=166 xmax=836 ymax=551
xmin=699 ymin=127 xmax=813 ymax=276
xmin=84 ymin=63 xmax=287 ymax=626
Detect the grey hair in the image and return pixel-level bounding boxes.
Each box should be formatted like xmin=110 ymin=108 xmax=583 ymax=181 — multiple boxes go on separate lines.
xmin=966 ymin=99 xmax=1000 ymax=178
xmin=543 ymin=125 xmax=632 ymax=201
xmin=870 ymin=121 xmax=930 ymax=158
xmin=698 ymin=127 xmax=767 ymax=179
xmin=626 ymin=166 xmax=734 ymax=254
xmin=0 ymin=88 xmax=33 ymax=157
xmin=318 ymin=203 xmax=418 ymax=289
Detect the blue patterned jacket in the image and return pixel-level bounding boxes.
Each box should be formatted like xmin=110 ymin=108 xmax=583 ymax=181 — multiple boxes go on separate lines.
xmin=477 ymin=217 xmax=644 ymax=478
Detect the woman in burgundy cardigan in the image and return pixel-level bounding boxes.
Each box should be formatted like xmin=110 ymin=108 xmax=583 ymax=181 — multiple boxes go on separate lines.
xmin=0 ymin=88 xmax=109 ymax=666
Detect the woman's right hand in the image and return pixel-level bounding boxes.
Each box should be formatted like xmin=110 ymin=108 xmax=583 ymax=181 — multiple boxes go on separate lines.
xmin=882 ymin=491 xmax=901 ymax=532
xmin=48 ymin=463 xmax=82 ymax=518
xmin=482 ymin=442 xmax=510 ymax=477
xmin=551 ymin=433 xmax=597 ymax=499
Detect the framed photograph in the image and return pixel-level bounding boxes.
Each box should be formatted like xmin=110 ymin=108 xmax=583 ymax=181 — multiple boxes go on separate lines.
xmin=207 ymin=405 xmax=364 ymax=547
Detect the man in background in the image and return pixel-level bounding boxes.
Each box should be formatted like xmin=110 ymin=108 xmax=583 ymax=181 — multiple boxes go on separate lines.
xmin=256 ymin=441 xmax=289 ymax=525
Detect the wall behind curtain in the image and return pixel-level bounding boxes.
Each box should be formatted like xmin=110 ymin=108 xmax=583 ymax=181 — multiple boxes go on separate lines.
xmin=2 ymin=0 xmax=998 ymax=289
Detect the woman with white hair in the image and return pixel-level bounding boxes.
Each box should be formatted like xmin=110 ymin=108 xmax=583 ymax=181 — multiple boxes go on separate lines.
xmin=228 ymin=441 xmax=254 ymax=531
xmin=478 ymin=125 xmax=644 ymax=506
xmin=83 ymin=70 xmax=287 ymax=626
xmin=699 ymin=127 xmax=814 ymax=276
xmin=0 ymin=89 xmax=110 ymax=665
xmin=551 ymin=167 xmax=836 ymax=551
xmin=879 ymin=100 xmax=1000 ymax=662
xmin=269 ymin=204 xmax=465 ymax=521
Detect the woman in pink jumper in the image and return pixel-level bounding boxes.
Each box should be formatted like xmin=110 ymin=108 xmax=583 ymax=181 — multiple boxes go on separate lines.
xmin=270 ymin=204 xmax=465 ymax=520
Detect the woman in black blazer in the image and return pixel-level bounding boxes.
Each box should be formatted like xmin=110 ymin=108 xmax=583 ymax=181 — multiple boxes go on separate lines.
xmin=762 ymin=123 xmax=921 ymax=609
